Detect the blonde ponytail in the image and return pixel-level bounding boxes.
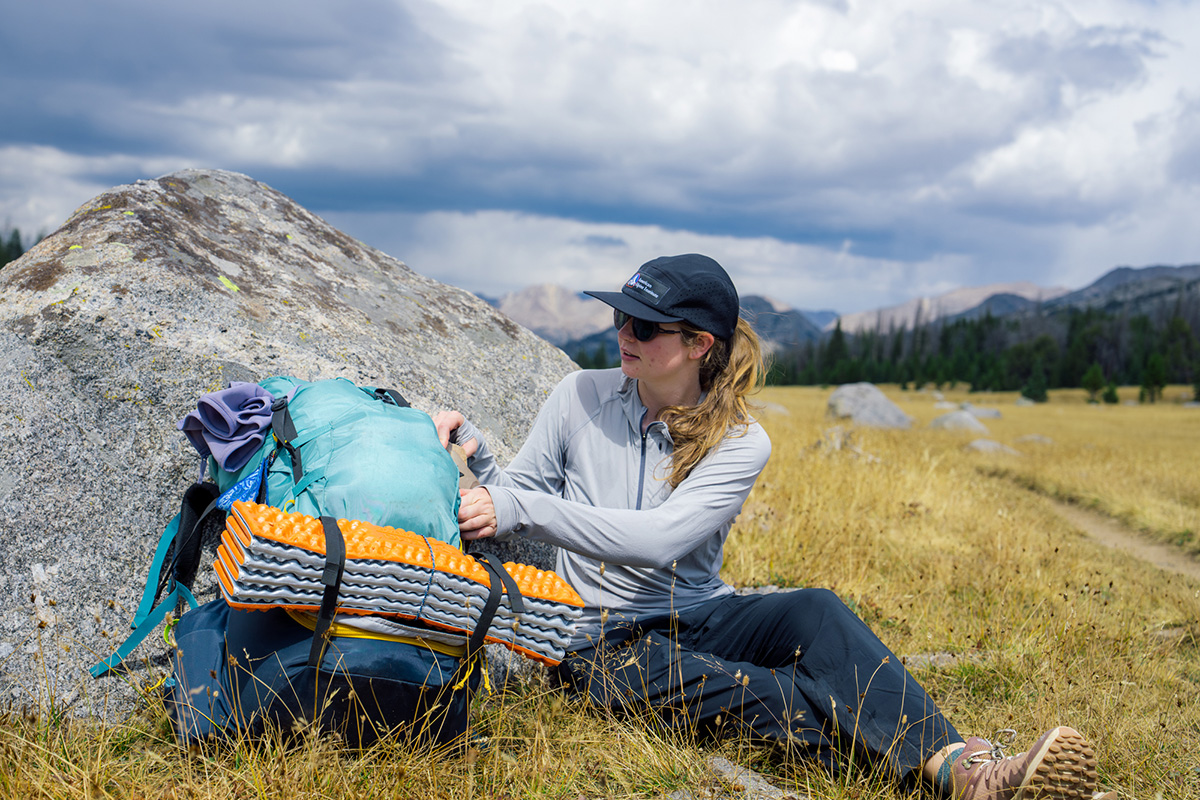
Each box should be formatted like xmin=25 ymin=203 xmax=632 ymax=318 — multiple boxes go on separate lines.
xmin=657 ymin=317 xmax=765 ymax=487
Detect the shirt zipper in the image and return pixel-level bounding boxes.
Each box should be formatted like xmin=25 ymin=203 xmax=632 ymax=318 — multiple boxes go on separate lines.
xmin=637 ymin=428 xmax=649 ymax=510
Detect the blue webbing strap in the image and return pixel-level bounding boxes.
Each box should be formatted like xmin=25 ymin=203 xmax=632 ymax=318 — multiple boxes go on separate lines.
xmin=89 ymin=582 xmax=199 ymax=678
xmin=289 ymin=467 xmax=324 ymax=501
xmin=132 ymin=513 xmax=181 ymax=628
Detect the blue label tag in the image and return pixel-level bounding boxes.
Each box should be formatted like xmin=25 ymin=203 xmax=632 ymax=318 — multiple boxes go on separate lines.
xmin=216 ymin=458 xmax=268 ymax=510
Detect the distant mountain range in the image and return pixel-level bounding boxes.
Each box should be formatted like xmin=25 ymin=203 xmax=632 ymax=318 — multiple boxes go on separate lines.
xmin=482 ymin=263 xmax=1200 ymax=359
xmin=483 ymin=284 xmax=612 ymax=345
xmin=833 ymin=282 xmax=1070 ymax=334
xmin=486 ymin=285 xmax=828 ymax=358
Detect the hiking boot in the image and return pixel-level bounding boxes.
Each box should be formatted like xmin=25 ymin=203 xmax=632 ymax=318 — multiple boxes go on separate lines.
xmin=950 ymin=727 xmax=1099 ymax=799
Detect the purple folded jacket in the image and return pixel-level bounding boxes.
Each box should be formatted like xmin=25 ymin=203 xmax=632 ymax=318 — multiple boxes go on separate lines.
xmin=178 ymin=382 xmax=275 ymax=473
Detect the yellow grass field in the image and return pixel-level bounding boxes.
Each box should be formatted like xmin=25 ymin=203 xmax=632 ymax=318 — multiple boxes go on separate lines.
xmin=1 ymin=385 xmax=1198 ymax=799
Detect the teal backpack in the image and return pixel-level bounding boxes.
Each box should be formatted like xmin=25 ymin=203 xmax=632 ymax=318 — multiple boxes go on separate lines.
xmin=215 ymin=376 xmax=461 ymax=546
xmin=92 ymin=377 xmax=489 ymax=747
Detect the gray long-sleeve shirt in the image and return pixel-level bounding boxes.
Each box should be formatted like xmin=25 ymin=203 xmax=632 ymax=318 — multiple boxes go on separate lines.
xmin=459 ymin=368 xmax=772 ymax=646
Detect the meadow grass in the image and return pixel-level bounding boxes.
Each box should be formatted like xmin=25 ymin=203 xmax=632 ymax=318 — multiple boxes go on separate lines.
xmin=1 ymin=385 xmax=1198 ymax=799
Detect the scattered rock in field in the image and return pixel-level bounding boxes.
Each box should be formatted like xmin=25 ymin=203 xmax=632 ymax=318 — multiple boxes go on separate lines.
xmin=965 ymin=439 xmax=1021 ymax=455
xmin=811 ymin=425 xmax=882 ymax=463
xmin=663 ymin=756 xmax=810 ymax=800
xmin=930 ymin=410 xmax=989 ymax=432
xmin=1146 ymin=627 xmax=1191 ymax=647
xmin=1184 ymin=401 xmax=1200 ymax=409
xmin=961 ymin=402 xmax=1002 ymax=419
xmin=901 ymin=651 xmax=985 ymax=671
xmin=934 ymin=401 xmax=957 ymax=410
xmin=1015 ymin=434 xmax=1053 ymax=445
xmin=1015 ymin=397 xmax=1035 ymax=406
xmin=826 ymin=382 xmax=912 ymax=429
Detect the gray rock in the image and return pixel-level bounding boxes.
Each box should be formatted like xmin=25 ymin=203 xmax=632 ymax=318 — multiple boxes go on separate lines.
xmin=965 ymin=439 xmax=1021 ymax=455
xmin=1014 ymin=397 xmax=1035 ymax=406
xmin=930 ymin=410 xmax=989 ymax=432
xmin=826 ymin=383 xmax=912 ymax=429
xmin=961 ymin=402 xmax=1002 ymax=419
xmin=756 ymin=401 xmax=790 ymax=416
xmin=0 ymin=169 xmax=576 ymax=718
xmin=1015 ymin=434 xmax=1053 ymax=445
xmin=664 ymin=756 xmax=810 ymax=800
xmin=933 ymin=401 xmax=957 ymax=410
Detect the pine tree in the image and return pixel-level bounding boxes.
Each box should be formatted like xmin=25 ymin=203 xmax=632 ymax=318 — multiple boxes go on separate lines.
xmin=1141 ymin=353 xmax=1167 ymax=403
xmin=1081 ymin=362 xmax=1105 ymax=403
xmin=0 ymin=227 xmax=23 ymax=268
xmin=1021 ymin=359 xmax=1049 ymax=403
xmin=824 ymin=320 xmax=849 ymax=384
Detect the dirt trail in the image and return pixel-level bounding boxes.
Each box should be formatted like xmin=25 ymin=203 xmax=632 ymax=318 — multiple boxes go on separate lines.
xmin=1050 ymin=498 xmax=1200 ymax=582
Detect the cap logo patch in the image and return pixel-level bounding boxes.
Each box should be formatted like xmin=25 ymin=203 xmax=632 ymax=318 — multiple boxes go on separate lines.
xmin=624 ymin=271 xmax=671 ymax=306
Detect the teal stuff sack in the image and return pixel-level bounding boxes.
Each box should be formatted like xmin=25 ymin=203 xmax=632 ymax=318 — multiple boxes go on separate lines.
xmin=216 ymin=377 xmax=462 ymax=547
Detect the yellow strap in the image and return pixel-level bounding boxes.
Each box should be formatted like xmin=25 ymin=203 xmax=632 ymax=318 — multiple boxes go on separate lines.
xmin=285 ymin=609 xmax=467 ymax=658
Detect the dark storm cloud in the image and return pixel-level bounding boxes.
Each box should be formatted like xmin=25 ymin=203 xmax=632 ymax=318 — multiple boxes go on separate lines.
xmin=0 ymin=1 xmax=449 ymax=154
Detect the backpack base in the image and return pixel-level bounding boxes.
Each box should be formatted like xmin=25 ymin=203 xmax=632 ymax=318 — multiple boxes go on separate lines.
xmin=166 ymin=601 xmax=476 ymax=749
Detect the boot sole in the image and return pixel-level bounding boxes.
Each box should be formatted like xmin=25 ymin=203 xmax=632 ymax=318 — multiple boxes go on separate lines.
xmin=1016 ymin=726 xmax=1100 ymax=799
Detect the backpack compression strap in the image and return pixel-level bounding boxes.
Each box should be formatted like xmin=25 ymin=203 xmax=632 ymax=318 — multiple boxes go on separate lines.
xmin=464 ymin=551 xmax=526 ymax=659
xmin=307 ymin=515 xmax=347 ymax=669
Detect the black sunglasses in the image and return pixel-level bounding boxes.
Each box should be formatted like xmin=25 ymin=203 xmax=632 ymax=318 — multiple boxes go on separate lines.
xmin=613 ymin=310 xmax=684 ymax=342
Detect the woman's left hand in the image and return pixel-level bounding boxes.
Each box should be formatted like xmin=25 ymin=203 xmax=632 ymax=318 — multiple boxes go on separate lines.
xmin=458 ymin=486 xmax=497 ymax=540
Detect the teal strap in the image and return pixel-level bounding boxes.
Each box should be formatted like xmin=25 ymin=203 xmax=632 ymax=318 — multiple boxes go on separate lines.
xmin=290 ymin=422 xmax=333 ymax=449
xmin=132 ymin=514 xmax=181 ymax=628
xmin=176 ymin=583 xmax=199 ymax=612
xmin=290 ymin=467 xmax=325 ymax=500
xmin=90 ymin=582 xmax=196 ymax=678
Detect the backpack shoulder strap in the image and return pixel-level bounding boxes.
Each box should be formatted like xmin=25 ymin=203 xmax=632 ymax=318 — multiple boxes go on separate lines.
xmin=372 ymin=387 xmax=410 ymax=408
xmin=90 ymin=482 xmax=220 ymax=678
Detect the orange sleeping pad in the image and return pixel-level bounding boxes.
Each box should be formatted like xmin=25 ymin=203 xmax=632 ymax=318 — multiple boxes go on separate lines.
xmin=215 ymin=501 xmax=583 ymax=665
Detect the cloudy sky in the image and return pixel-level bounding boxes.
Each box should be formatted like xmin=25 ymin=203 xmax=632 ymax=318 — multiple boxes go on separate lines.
xmin=3 ymin=0 xmax=1199 ymax=314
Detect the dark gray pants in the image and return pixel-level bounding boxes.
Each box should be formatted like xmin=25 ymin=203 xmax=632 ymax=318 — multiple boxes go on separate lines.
xmin=556 ymin=588 xmax=960 ymax=781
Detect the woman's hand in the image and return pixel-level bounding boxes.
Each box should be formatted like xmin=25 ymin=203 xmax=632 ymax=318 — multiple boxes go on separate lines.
xmin=432 ymin=410 xmax=478 ymax=456
xmin=458 ymin=486 xmax=496 ymax=540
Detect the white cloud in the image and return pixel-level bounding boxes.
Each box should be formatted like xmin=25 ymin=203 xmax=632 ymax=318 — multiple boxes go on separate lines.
xmin=319 ymin=206 xmax=977 ymax=314
xmin=0 ymin=145 xmax=182 ymax=239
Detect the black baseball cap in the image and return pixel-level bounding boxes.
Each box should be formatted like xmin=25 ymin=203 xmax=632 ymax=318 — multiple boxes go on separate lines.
xmin=584 ymin=254 xmax=740 ymax=341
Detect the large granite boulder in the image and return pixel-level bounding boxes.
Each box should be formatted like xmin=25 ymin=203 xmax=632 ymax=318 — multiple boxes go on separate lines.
xmin=826 ymin=383 xmax=913 ymax=429
xmin=0 ymin=169 xmax=576 ymax=717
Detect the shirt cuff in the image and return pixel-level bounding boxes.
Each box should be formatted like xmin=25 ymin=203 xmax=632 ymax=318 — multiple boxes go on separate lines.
xmin=487 ymin=485 xmax=525 ymax=540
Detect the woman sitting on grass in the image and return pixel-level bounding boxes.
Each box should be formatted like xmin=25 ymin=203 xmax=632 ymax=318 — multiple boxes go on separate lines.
xmin=435 ymin=254 xmax=1108 ymax=800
